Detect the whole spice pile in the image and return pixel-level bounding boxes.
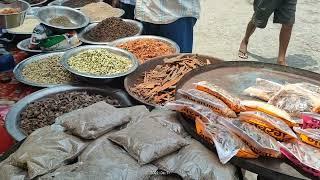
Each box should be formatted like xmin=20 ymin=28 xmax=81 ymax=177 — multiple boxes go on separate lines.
xmin=7 ymin=17 xmax=40 ymax=34
xmin=85 ymin=17 xmax=139 ymax=42
xmin=0 ymin=7 xmax=20 ymax=14
xmin=117 ymin=39 xmax=176 ymax=64
xmin=80 ymin=2 xmax=124 ymax=22
xmin=62 ymin=0 xmax=100 ymax=8
xmin=68 ymin=49 xmax=133 ymax=75
xmin=49 ymin=16 xmax=75 ymax=27
xmin=22 ymin=55 xmax=74 ymax=85
xmin=130 ymin=55 xmax=211 ymax=105
xmin=20 ymin=91 xmax=119 ymax=135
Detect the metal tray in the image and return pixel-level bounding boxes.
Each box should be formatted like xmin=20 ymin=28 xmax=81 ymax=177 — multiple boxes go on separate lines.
xmin=5 ymin=85 xmax=133 ymax=141
xmin=30 ymin=0 xmax=48 ymax=7
xmin=48 ymin=0 xmax=103 ymax=9
xmin=78 ymin=19 xmax=143 ymax=45
xmin=13 ymin=52 xmax=79 ymax=87
xmin=124 ymin=54 xmax=224 ymax=107
xmin=17 ymin=38 xmax=82 ymax=53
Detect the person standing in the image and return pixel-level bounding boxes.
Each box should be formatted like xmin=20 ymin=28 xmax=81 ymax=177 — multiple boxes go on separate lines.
xmin=115 ymin=0 xmax=200 ymax=53
xmin=238 ymin=0 xmax=297 ymax=65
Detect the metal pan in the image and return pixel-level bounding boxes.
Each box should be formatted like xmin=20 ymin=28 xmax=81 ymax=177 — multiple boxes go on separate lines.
xmin=124 ymin=54 xmax=224 ymax=107
xmin=5 ymin=85 xmax=133 ymax=141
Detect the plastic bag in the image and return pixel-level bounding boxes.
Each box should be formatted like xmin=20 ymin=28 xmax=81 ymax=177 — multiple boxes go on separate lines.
xmin=220 ymin=119 xmax=281 ymax=158
xmin=155 ymin=139 xmax=239 ymax=180
xmin=241 ymin=100 xmax=298 ymax=127
xmin=195 ymin=117 xmax=258 ymax=163
xmin=194 ymin=81 xmax=244 ymax=113
xmin=108 ymin=117 xmax=189 ymax=165
xmin=294 ymin=82 xmax=320 ymax=95
xmin=268 ymin=84 xmax=320 ymax=118
xmin=239 ymin=111 xmax=297 ymax=141
xmin=293 ymin=127 xmax=320 ymax=149
xmin=280 ymin=141 xmax=320 ymax=177
xmin=301 ymin=112 xmax=320 ymax=129
xmin=0 ymin=155 xmax=27 ymax=180
xmin=243 ymin=78 xmax=283 ymax=101
xmin=177 ymin=89 xmax=237 ymax=117
xmin=11 ymin=125 xmax=87 ymax=179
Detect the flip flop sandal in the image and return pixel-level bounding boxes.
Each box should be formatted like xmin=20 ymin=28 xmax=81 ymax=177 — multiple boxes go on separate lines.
xmin=238 ymin=50 xmax=248 ymax=59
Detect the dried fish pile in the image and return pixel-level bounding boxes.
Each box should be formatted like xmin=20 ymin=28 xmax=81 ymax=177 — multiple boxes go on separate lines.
xmin=130 ymin=55 xmax=211 ymax=105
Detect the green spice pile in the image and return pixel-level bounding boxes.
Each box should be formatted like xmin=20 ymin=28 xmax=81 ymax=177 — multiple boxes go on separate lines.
xmin=49 ymin=16 xmax=75 ymax=27
xmin=68 ymin=49 xmax=133 ymax=75
xmin=22 ymin=55 xmax=74 ymax=85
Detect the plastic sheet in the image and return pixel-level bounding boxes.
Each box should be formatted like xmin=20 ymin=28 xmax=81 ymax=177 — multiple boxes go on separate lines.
xmin=155 ymin=139 xmax=239 ymax=180
xmin=194 ymin=81 xmax=244 ymax=113
xmin=294 ymin=82 xmax=320 ymax=95
xmin=293 ymin=127 xmax=320 ymax=149
xmin=239 ymin=111 xmax=297 ymax=141
xmin=280 ymin=141 xmax=320 ymax=177
xmin=220 ymin=119 xmax=281 ymax=158
xmin=177 ymin=89 xmax=237 ymax=117
xmin=108 ymin=117 xmax=189 ymax=165
xmin=243 ymin=78 xmax=283 ymax=101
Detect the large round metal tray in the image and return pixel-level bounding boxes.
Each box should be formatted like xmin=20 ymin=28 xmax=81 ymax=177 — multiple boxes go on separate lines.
xmin=13 ymin=52 xmax=79 ymax=87
xmin=17 ymin=38 xmax=82 ymax=53
xmin=61 ymin=45 xmax=139 ymax=80
xmin=124 ymin=54 xmax=224 ymax=107
xmin=5 ymin=85 xmax=133 ymax=141
xmin=78 ymin=19 xmax=143 ymax=45
xmin=48 ymin=0 xmax=103 ymax=9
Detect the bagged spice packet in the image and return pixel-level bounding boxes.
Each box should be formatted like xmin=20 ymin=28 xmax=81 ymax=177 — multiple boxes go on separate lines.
xmin=239 ymin=111 xmax=297 ymax=141
xmin=293 ymin=127 xmax=320 ymax=149
xmin=280 ymin=141 xmax=320 ymax=177
xmin=301 ymin=112 xmax=320 ymax=129
xmin=220 ymin=118 xmax=281 ymax=158
xmin=194 ymin=81 xmax=244 ymax=113
xmin=243 ymin=78 xmax=283 ymax=101
xmin=177 ymin=89 xmax=237 ymax=118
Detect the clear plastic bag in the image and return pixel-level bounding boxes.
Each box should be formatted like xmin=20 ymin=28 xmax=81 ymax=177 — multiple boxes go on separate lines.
xmin=301 ymin=112 xmax=320 ymax=129
xmin=194 ymin=81 xmax=244 ymax=113
xmin=280 ymin=141 xmax=320 ymax=177
xmin=239 ymin=111 xmax=297 ymax=141
xmin=241 ymin=100 xmax=298 ymax=127
xmin=294 ymin=82 xmax=320 ymax=95
xmin=177 ymin=89 xmax=237 ymax=117
xmin=293 ymin=127 xmax=320 ymax=149
xmin=220 ymin=119 xmax=281 ymax=158
xmin=243 ymin=78 xmax=283 ymax=101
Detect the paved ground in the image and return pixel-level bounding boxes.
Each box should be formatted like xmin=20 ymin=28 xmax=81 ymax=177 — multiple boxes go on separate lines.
xmin=194 ymin=0 xmax=320 ymax=73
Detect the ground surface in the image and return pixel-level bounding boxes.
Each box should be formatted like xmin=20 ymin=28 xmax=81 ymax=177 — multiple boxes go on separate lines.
xmin=194 ymin=0 xmax=320 ymax=72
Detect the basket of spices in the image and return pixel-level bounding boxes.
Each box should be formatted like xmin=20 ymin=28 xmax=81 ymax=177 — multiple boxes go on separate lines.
xmin=111 ymin=35 xmax=180 ymax=64
xmin=61 ymin=45 xmax=139 ymax=83
xmin=79 ymin=17 xmax=142 ymax=45
xmin=13 ymin=52 xmax=77 ymax=87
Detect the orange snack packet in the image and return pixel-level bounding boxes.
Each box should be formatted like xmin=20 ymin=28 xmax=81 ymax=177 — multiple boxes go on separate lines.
xmin=293 ymin=127 xmax=320 ymax=149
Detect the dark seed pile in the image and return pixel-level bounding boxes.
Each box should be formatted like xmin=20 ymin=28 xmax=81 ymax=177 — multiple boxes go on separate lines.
xmin=20 ymin=91 xmax=120 ymax=135
xmin=85 ymin=17 xmax=139 ymax=42
xmin=62 ymin=0 xmax=100 ymax=8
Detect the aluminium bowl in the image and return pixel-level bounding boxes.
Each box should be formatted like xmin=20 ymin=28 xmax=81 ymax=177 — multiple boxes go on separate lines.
xmin=30 ymin=0 xmax=48 ymax=7
xmin=0 ymin=0 xmax=30 ymax=29
xmin=36 ymin=6 xmax=89 ymax=30
xmin=48 ymin=0 xmax=103 ymax=9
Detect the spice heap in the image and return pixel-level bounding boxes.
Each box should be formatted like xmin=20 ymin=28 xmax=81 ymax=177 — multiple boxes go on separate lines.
xmin=62 ymin=0 xmax=101 ymax=8
xmin=22 ymin=55 xmax=74 ymax=85
xmin=49 ymin=16 xmax=75 ymax=27
xmin=0 ymin=7 xmax=20 ymax=14
xmin=130 ymin=55 xmax=211 ymax=105
xmin=68 ymin=49 xmax=133 ymax=76
xmin=20 ymin=91 xmax=119 ymax=135
xmin=85 ymin=17 xmax=139 ymax=42
xmin=80 ymin=2 xmax=124 ymax=22
xmin=7 ymin=17 xmax=40 ymax=34
xmin=117 ymin=38 xmax=176 ymax=64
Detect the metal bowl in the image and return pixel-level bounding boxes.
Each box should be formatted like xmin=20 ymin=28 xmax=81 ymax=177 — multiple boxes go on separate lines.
xmin=61 ymin=45 xmax=139 ymax=83
xmin=36 ymin=6 xmax=89 ymax=30
xmin=5 ymin=85 xmax=134 ymax=141
xmin=30 ymin=0 xmax=48 ymax=7
xmin=78 ymin=19 xmax=143 ymax=45
xmin=0 ymin=0 xmax=30 ymax=29
xmin=48 ymin=0 xmax=103 ymax=9
xmin=17 ymin=37 xmax=82 ymax=53
xmin=6 ymin=15 xmax=40 ymax=35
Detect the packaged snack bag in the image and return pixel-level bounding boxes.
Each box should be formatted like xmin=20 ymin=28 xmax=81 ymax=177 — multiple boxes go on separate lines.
xmin=243 ymin=78 xmax=283 ymax=101
xmin=177 ymin=89 xmax=237 ymax=118
xmin=220 ymin=119 xmax=281 ymax=158
xmin=301 ymin=112 xmax=320 ymax=129
xmin=194 ymin=81 xmax=244 ymax=113
xmin=239 ymin=111 xmax=297 ymax=141
xmin=241 ymin=100 xmax=299 ymax=127
xmin=280 ymin=141 xmax=320 ymax=177
xmin=293 ymin=127 xmax=320 ymax=149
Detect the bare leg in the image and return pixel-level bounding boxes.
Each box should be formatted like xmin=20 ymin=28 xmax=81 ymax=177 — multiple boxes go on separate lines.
xmin=239 ymin=20 xmax=256 ymax=59
xmin=278 ymin=24 xmax=293 ymax=65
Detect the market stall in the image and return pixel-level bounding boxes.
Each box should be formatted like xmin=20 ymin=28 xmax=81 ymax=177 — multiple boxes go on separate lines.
xmin=0 ymin=0 xmax=320 ymax=180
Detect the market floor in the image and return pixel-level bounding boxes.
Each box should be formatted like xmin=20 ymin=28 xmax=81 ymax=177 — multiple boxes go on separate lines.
xmin=194 ymin=0 xmax=320 ymax=73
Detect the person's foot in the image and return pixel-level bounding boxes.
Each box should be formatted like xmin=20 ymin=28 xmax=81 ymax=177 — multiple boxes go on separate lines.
xmin=277 ymin=57 xmax=288 ymax=66
xmin=238 ymin=40 xmax=249 ymax=59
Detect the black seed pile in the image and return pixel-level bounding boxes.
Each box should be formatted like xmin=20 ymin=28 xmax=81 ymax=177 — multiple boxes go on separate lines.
xmin=62 ymin=0 xmax=100 ymax=8
xmin=20 ymin=91 xmax=120 ymax=135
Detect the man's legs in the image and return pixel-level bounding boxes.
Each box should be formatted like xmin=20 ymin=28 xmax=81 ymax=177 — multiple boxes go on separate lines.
xmin=239 ymin=20 xmax=256 ymax=59
xmin=278 ymin=24 xmax=293 ymax=65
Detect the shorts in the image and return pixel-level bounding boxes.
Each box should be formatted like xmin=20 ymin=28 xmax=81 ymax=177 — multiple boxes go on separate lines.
xmin=252 ymin=0 xmax=297 ymax=28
